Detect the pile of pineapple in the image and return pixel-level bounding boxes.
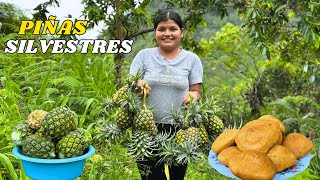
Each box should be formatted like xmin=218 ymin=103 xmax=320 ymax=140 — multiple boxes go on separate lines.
xmin=99 ymin=73 xmax=225 ymax=163
xmin=11 ymin=107 xmax=92 ymax=159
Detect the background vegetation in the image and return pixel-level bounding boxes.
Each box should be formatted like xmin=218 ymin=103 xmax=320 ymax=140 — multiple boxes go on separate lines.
xmin=0 ymin=0 xmax=319 ymax=179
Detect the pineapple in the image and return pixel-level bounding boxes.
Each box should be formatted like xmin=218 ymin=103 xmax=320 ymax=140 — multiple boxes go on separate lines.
xmin=57 ymin=130 xmax=88 ymax=158
xmin=115 ymin=89 xmax=141 ymax=130
xmin=205 ymin=115 xmax=224 ymax=136
xmin=115 ymin=108 xmax=132 ymax=130
xmin=133 ymin=87 xmax=157 ymax=136
xmin=39 ymin=107 xmax=77 ymax=140
xmin=185 ymin=127 xmax=202 ymax=144
xmin=200 ymin=95 xmax=224 ymax=138
xmin=199 ymin=123 xmax=209 ymax=144
xmin=175 ymin=129 xmax=187 ymax=144
xmin=112 ymin=85 xmax=128 ymax=106
xmin=28 ymin=110 xmax=48 ymax=130
xmin=75 ymin=128 xmax=92 ymax=144
xmin=22 ymin=134 xmax=55 ymax=159
xmin=133 ymin=108 xmax=158 ymax=136
xmin=175 ymin=127 xmax=202 ymax=145
xmin=11 ymin=123 xmax=35 ymax=146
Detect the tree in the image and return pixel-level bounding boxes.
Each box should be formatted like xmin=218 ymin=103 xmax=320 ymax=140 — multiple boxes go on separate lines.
xmin=0 ymin=2 xmax=27 ymax=35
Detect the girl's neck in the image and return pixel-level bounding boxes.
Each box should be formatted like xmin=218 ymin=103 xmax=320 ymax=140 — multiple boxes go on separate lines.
xmin=158 ymin=47 xmax=181 ymax=60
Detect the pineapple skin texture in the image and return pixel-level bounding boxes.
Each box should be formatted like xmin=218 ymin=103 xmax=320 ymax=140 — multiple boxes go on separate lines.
xmin=22 ymin=134 xmax=55 ymax=159
xmin=112 ymin=86 xmax=128 ymax=105
xmin=175 ymin=127 xmax=202 ymax=145
xmin=39 ymin=107 xmax=77 ymax=139
xmin=205 ymin=116 xmax=224 ymax=136
xmin=116 ymin=109 xmax=132 ymax=130
xmin=28 ymin=110 xmax=48 ymax=130
xmin=57 ymin=130 xmax=88 ymax=158
xmin=11 ymin=123 xmax=35 ymax=146
xmin=133 ymin=108 xmax=158 ymax=136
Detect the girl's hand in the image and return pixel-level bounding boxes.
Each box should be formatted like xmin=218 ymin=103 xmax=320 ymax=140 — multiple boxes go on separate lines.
xmin=137 ymin=80 xmax=151 ymax=96
xmin=183 ymin=91 xmax=199 ymax=105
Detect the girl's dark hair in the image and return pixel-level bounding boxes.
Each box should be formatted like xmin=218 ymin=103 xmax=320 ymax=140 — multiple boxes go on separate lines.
xmin=153 ymin=10 xmax=183 ymax=29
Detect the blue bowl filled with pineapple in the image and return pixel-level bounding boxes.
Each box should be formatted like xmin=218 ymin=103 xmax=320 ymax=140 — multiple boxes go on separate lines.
xmin=11 ymin=107 xmax=95 ymax=180
xmin=12 ymin=145 xmax=95 ymax=180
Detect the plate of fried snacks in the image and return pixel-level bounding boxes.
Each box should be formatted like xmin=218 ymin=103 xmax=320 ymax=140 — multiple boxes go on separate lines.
xmin=208 ymin=115 xmax=314 ymax=180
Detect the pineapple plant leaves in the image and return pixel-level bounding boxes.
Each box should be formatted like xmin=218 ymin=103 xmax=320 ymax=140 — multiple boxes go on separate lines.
xmin=127 ymin=131 xmax=159 ymax=160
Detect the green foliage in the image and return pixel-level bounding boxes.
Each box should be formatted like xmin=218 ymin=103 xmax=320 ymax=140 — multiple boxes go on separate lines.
xmin=78 ymin=144 xmax=141 ymax=180
xmin=0 ymin=153 xmax=18 ymax=180
xmin=263 ymin=96 xmax=320 ymax=135
xmin=0 ymin=2 xmax=28 ymax=35
xmin=235 ymin=0 xmax=320 ymax=58
xmin=200 ymin=22 xmax=264 ymax=124
xmin=185 ymin=155 xmax=233 ymax=180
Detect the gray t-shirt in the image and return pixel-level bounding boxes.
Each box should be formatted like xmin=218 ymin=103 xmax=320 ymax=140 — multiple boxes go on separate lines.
xmin=130 ymin=47 xmax=203 ymax=124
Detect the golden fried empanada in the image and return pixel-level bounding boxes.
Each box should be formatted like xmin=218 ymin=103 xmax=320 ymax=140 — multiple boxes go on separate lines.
xmin=283 ymin=133 xmax=314 ymax=159
xmin=258 ymin=118 xmax=283 ymax=145
xmin=267 ymin=145 xmax=297 ymax=172
xmin=235 ymin=120 xmax=279 ymax=153
xmin=258 ymin=115 xmax=286 ymax=133
xmin=218 ymin=146 xmax=242 ymax=167
xmin=229 ymin=151 xmax=277 ymax=180
xmin=211 ymin=129 xmax=239 ymax=153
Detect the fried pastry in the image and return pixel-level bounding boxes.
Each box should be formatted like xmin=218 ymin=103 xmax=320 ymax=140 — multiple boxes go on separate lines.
xmin=211 ymin=129 xmax=239 ymax=153
xmin=235 ymin=120 xmax=279 ymax=153
xmin=258 ymin=118 xmax=283 ymax=145
xmin=229 ymin=151 xmax=277 ymax=180
xmin=283 ymin=133 xmax=314 ymax=159
xmin=258 ymin=114 xmax=286 ymax=133
xmin=267 ymin=145 xmax=297 ymax=172
xmin=218 ymin=146 xmax=242 ymax=167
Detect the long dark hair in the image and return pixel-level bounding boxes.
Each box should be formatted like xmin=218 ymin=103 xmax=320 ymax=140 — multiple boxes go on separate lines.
xmin=153 ymin=10 xmax=183 ymax=30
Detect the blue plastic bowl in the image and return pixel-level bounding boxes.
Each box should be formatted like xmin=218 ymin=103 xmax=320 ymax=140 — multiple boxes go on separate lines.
xmin=12 ymin=145 xmax=95 ymax=180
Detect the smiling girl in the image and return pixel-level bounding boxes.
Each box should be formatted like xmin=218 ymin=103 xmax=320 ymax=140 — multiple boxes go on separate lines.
xmin=130 ymin=10 xmax=203 ymax=180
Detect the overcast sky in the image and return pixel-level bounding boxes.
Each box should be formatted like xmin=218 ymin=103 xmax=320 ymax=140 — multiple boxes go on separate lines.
xmin=0 ymin=0 xmax=103 ymax=39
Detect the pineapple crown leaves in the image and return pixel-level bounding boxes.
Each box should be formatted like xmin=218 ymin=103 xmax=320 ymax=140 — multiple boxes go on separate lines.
xmin=226 ymin=117 xmax=243 ymax=130
xmin=155 ymin=131 xmax=175 ymax=146
xmin=167 ymin=102 xmax=203 ymax=129
xmin=168 ymin=106 xmax=185 ymax=124
xmin=127 ymin=131 xmax=159 ymax=160
xmin=103 ymin=98 xmax=116 ymax=111
xmin=119 ymin=89 xmax=142 ymax=114
xmin=184 ymin=102 xmax=203 ymax=127
xmin=175 ymin=142 xmax=203 ymax=165
xmin=94 ymin=123 xmax=124 ymax=142
xmin=201 ymin=93 xmax=221 ymax=113
xmin=157 ymin=140 xmax=202 ymax=166
xmin=125 ymin=71 xmax=143 ymax=93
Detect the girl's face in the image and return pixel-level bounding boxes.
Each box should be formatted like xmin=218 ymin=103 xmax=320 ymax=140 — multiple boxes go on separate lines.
xmin=155 ymin=19 xmax=183 ymax=52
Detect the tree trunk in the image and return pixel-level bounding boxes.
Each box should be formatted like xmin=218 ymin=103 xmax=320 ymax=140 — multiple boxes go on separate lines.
xmin=114 ymin=0 xmax=124 ymax=89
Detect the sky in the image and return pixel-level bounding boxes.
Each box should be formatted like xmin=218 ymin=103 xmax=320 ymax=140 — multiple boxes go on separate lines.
xmin=0 ymin=0 xmax=104 ymax=39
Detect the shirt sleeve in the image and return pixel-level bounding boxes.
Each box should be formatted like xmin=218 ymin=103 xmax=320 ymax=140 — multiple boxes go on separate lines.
xmin=189 ymin=54 xmax=203 ymax=85
xmin=129 ymin=50 xmax=144 ymax=76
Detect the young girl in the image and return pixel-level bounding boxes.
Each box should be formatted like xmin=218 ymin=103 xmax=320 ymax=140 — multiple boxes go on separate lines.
xmin=130 ymin=10 xmax=203 ymax=180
